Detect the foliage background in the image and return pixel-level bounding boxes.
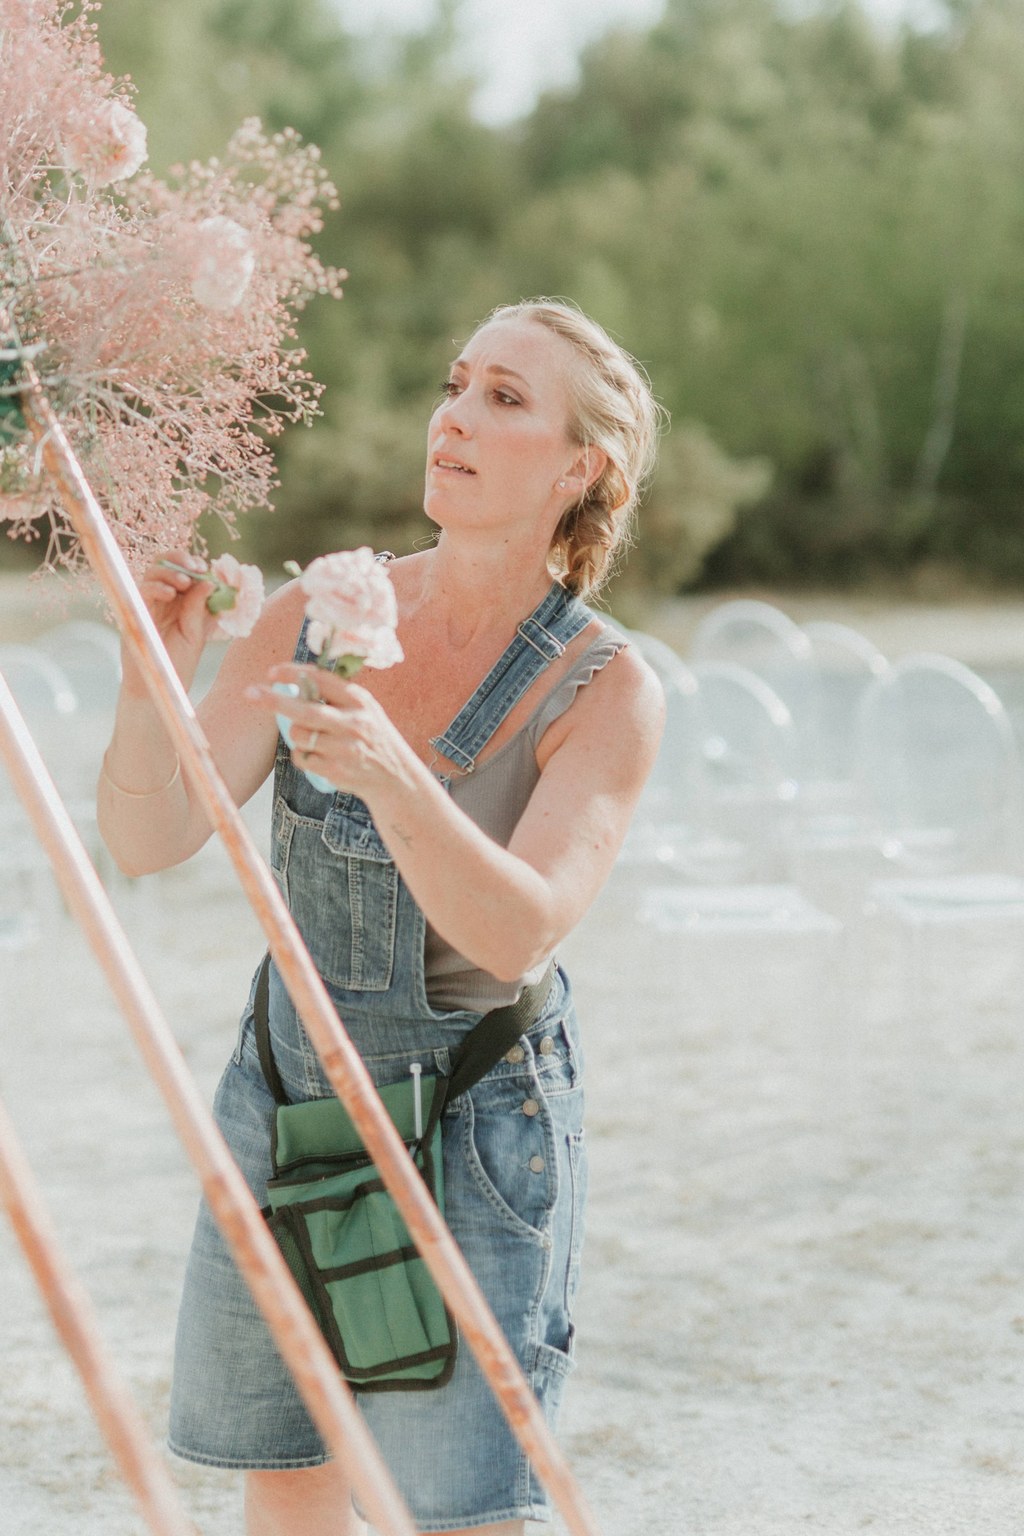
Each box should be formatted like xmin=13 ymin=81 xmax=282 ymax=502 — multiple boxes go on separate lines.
xmin=7 ymin=0 xmax=1024 ymax=602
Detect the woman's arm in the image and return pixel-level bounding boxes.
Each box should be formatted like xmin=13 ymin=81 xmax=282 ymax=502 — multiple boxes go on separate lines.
xmin=98 ymin=569 xmax=303 ymax=876
xmin=257 ymin=646 xmax=665 ymax=980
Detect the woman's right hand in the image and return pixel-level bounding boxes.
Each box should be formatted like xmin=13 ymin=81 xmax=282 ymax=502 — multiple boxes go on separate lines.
xmin=122 ymin=548 xmax=222 ymax=698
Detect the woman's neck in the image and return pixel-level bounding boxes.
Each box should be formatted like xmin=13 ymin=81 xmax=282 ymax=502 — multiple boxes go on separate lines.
xmin=414 ymin=533 xmax=556 ymax=650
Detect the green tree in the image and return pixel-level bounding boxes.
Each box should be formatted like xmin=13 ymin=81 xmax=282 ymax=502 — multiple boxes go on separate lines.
xmin=13 ymin=0 xmax=1024 ymax=593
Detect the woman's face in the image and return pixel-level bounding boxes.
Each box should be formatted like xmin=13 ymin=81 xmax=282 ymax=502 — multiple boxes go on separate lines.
xmin=423 ymin=316 xmax=580 ymax=540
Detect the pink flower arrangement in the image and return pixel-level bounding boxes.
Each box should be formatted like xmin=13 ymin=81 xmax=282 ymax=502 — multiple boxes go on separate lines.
xmin=0 ymin=0 xmax=344 ymax=584
xmin=286 ymin=548 xmax=404 ymax=676
xmin=64 ymin=99 xmax=148 ymax=186
xmin=190 ymin=216 xmax=257 ymax=313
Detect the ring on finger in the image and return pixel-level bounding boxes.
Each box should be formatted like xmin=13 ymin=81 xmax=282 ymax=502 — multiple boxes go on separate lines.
xmin=307 ymin=729 xmax=320 ymax=753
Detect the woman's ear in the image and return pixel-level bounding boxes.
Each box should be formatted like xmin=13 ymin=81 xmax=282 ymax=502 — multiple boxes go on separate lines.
xmin=562 ymin=447 xmax=609 ymax=496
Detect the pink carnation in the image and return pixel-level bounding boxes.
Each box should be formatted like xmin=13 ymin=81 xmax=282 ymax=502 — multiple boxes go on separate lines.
xmin=65 ymin=99 xmax=148 ymax=186
xmin=0 ymin=493 xmax=39 ymax=523
xmin=191 ymin=216 xmax=257 ymax=313
xmin=300 ymin=548 xmax=404 ymax=670
xmin=209 ymin=553 xmax=265 ymax=638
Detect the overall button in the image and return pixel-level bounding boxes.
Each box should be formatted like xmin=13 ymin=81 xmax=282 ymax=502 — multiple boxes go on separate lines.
xmin=529 ymin=1154 xmax=545 ymax=1174
xmin=538 ymin=1036 xmax=555 ymax=1056
xmin=504 ymin=1044 xmax=526 ymax=1064
xmin=522 ymin=1098 xmax=539 ymax=1118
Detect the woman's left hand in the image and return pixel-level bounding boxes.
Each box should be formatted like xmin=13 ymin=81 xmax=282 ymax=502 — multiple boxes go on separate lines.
xmin=246 ymin=663 xmax=414 ymax=799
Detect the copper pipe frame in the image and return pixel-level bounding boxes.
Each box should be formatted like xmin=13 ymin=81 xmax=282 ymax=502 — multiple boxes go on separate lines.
xmin=0 ymin=670 xmax=418 ymax=1536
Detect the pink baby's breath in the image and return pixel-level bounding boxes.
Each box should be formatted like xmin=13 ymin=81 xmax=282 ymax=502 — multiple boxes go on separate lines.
xmin=190 ymin=216 xmax=256 ymax=313
xmin=209 ymin=553 xmax=265 ymax=638
xmin=299 ymin=548 xmax=404 ymax=671
xmin=64 ymin=99 xmax=148 ymax=186
xmin=0 ymin=1 xmax=344 ymax=581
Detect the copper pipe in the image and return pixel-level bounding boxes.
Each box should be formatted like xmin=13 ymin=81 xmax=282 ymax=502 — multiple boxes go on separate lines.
xmin=0 ymin=1092 xmax=199 ymax=1536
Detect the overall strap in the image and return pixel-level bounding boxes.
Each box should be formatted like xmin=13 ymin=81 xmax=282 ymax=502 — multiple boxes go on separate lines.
xmin=428 ymin=582 xmax=591 ymax=775
xmin=252 ymin=955 xmax=555 ymax=1111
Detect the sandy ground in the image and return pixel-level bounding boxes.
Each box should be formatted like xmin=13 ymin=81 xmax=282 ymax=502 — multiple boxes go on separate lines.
xmin=3 ymin=574 xmax=1024 ymax=1534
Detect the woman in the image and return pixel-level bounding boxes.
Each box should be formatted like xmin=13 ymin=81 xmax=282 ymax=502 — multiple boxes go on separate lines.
xmin=98 ymin=299 xmax=665 ymax=1536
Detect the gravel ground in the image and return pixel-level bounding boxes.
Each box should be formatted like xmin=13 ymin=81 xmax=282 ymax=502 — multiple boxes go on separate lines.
xmin=3 ymin=573 xmax=1024 ymax=1534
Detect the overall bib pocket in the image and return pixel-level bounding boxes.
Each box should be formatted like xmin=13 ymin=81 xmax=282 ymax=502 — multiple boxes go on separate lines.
xmin=271 ymin=793 xmax=398 ymax=993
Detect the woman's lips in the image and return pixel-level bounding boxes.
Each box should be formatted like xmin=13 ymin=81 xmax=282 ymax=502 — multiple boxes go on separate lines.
xmin=433 ymin=455 xmax=476 ymax=475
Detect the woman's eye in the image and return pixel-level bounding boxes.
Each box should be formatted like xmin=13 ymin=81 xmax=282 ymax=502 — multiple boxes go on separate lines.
xmin=494 ymin=390 xmax=520 ymax=406
xmin=439 ymin=379 xmax=461 ymax=398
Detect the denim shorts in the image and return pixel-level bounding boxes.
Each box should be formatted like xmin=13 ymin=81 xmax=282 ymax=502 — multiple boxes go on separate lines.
xmin=168 ymin=996 xmax=587 ymax=1532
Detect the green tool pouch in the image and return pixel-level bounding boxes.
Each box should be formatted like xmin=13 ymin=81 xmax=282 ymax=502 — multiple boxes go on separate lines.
xmin=265 ymin=1071 xmax=455 ymax=1390
xmin=253 ymin=957 xmax=553 ymax=1393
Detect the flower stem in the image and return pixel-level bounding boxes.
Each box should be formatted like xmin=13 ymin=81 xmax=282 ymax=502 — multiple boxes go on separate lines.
xmin=156 ymin=557 xmax=215 ymax=585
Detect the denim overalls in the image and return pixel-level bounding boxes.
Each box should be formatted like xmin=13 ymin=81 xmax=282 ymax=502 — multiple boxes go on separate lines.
xmin=170 ymin=582 xmax=593 ymax=1532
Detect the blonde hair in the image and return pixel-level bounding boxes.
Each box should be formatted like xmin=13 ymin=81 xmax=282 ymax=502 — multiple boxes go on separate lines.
xmin=481 ymin=298 xmax=663 ymax=598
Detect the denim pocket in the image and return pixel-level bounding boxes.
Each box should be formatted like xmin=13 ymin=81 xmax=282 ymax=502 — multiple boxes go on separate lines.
xmin=457 ymin=1070 xmax=560 ymax=1244
xmin=271 ymin=793 xmax=398 ymax=992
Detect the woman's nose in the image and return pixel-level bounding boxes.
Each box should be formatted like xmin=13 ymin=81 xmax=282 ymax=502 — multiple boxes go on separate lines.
xmin=436 ymin=389 xmax=473 ymax=435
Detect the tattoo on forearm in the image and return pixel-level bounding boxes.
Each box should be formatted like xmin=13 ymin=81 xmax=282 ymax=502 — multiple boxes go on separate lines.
xmin=389 ymin=822 xmax=414 ymax=847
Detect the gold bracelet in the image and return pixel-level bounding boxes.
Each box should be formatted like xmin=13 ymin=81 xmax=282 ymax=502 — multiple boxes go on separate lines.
xmin=101 ymin=752 xmax=182 ymax=798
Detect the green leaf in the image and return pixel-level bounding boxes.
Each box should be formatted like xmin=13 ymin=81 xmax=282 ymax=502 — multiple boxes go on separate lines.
xmin=206 ymin=583 xmax=238 ymax=614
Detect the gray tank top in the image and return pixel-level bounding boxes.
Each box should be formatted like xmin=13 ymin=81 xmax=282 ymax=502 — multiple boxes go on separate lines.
xmin=424 ymin=626 xmax=626 ymax=1010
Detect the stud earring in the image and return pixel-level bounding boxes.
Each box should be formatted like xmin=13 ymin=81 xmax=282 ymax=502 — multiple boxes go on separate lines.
xmin=558 ymin=479 xmax=567 ymax=489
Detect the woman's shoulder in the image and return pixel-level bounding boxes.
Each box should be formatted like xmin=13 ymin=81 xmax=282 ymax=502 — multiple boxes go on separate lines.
xmin=534 ymin=619 xmax=665 ymax=774
xmin=576 ymin=623 xmax=665 ymax=727
xmin=252 ymin=576 xmax=307 ymax=652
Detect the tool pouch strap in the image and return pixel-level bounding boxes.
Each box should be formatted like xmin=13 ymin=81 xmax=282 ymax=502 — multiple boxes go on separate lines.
xmin=253 ymin=954 xmax=556 ymax=1111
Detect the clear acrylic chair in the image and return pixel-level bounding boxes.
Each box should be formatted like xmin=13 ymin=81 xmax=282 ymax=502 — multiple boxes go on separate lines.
xmin=32 ymin=621 xmax=123 ymax=851
xmin=690 ymin=598 xmax=819 ymax=764
xmin=690 ymin=598 xmax=813 ymax=674
xmin=617 ymin=654 xmax=836 ymax=1005
xmin=800 ymin=620 xmax=889 ymax=791
xmin=0 ymin=641 xmax=110 ymax=889
xmin=856 ymin=653 xmax=1022 ymax=875
xmin=0 ymin=643 xmax=81 ymax=791
xmin=34 ymin=620 xmax=122 ymax=714
xmin=603 ymin=626 xmax=703 ymax=877
xmin=615 ymin=651 xmax=802 ymax=887
xmin=0 ymin=753 xmax=56 ymax=986
xmin=681 ymin=659 xmax=800 ymax=881
xmin=783 ymin=621 xmax=892 ymax=907
xmin=0 ymin=643 xmax=77 ymax=721
xmin=854 ymin=653 xmax=1024 ymax=1021
xmin=592 ymin=634 xmax=844 ymax=1037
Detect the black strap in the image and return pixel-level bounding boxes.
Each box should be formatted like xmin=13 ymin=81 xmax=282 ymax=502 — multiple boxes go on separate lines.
xmin=254 ymin=954 xmax=288 ymax=1105
xmin=252 ymin=955 xmax=555 ymax=1111
xmin=444 ymin=967 xmax=554 ymax=1102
